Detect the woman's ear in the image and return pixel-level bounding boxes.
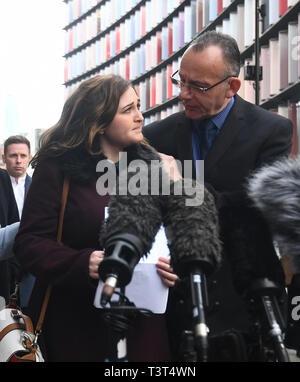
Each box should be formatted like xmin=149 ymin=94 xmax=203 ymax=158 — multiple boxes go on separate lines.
xmin=226 ymin=77 xmax=241 ymax=98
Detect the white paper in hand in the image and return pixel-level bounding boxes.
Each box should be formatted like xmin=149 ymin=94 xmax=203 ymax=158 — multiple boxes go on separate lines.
xmin=94 ymin=223 xmax=170 ymax=314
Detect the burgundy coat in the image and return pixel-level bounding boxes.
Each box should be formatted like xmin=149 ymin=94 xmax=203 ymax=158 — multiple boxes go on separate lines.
xmin=14 ymin=158 xmax=170 ymax=362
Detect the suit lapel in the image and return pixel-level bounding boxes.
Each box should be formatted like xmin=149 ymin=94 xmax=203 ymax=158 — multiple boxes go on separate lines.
xmin=172 ymin=97 xmax=247 ymax=178
xmin=175 ymin=115 xmax=194 ymax=161
xmin=174 ymin=113 xmax=196 ymax=178
xmin=205 ymin=96 xmax=246 ymax=174
xmin=0 ymin=170 xmax=19 ymax=224
xmin=25 ymin=174 xmax=32 ymax=196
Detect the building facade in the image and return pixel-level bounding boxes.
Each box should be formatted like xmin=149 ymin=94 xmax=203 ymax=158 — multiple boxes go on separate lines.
xmin=63 ymin=0 xmax=300 ymax=154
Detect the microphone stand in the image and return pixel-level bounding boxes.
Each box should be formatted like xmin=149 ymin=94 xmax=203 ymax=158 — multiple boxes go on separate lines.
xmin=190 ymin=271 xmax=209 ymax=362
xmin=101 ymin=287 xmax=153 ymax=362
xmin=261 ymin=295 xmax=289 ymax=362
xmin=247 ymin=278 xmax=290 ymax=362
xmin=179 ymin=270 xmax=210 ymax=362
xmin=102 ymin=287 xmax=135 ymax=362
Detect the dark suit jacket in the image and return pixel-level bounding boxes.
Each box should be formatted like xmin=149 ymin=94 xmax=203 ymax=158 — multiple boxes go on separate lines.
xmin=0 ymin=169 xmax=19 ymax=227
xmin=0 ymin=169 xmax=32 ymax=302
xmin=143 ymin=95 xmax=293 ymax=360
xmin=143 ymin=95 xmax=293 ymax=193
xmin=0 ymin=170 xmax=31 ymax=224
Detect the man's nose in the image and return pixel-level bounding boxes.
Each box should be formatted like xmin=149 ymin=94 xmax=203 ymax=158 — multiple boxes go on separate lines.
xmin=179 ymin=85 xmax=192 ymax=100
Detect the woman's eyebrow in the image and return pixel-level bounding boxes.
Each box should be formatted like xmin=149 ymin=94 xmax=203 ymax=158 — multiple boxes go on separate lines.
xmin=121 ymin=99 xmax=140 ymax=110
xmin=119 ymin=101 xmax=133 ymax=110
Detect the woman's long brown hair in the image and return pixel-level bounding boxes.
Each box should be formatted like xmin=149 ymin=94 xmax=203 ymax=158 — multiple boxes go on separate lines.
xmin=31 ymin=74 xmax=147 ymax=168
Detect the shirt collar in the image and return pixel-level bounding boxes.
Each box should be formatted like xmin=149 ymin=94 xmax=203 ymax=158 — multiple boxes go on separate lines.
xmin=10 ymin=174 xmax=26 ymax=186
xmin=211 ymin=96 xmax=235 ymax=130
xmin=192 ymin=96 xmax=235 ymax=131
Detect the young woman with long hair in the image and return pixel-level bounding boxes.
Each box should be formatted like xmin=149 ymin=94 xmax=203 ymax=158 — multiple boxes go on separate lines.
xmin=14 ymin=74 xmax=177 ymax=362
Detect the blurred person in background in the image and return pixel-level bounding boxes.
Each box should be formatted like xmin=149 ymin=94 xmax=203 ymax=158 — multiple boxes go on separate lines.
xmin=0 ymin=222 xmax=20 ymax=261
xmin=0 ymin=135 xmax=33 ymax=309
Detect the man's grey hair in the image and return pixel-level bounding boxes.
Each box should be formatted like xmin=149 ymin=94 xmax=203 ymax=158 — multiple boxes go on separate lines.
xmin=189 ymin=31 xmax=241 ymax=78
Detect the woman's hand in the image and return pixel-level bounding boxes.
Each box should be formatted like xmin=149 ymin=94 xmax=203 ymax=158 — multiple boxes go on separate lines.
xmin=89 ymin=250 xmax=104 ymax=279
xmin=158 ymin=152 xmax=182 ymax=182
xmin=156 ymin=256 xmax=179 ymax=287
xmin=89 ymin=252 xmax=179 ymax=286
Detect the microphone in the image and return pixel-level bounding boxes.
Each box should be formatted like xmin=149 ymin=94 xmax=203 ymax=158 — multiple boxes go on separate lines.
xmin=163 ymin=178 xmax=222 ymax=276
xmin=221 ymin=191 xmax=289 ymax=361
xmin=99 ymin=233 xmax=144 ymax=306
xmin=98 ymin=151 xmax=165 ymax=307
xmin=97 ymin=145 xmax=222 ymax=362
xmin=247 ymin=278 xmax=289 ymax=362
xmin=98 ymin=192 xmax=163 ymax=306
xmin=248 ymin=156 xmax=300 ymax=273
xmin=163 ymin=178 xmax=222 ymax=361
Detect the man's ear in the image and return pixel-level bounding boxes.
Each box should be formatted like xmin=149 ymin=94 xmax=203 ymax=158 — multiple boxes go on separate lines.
xmin=226 ymin=77 xmax=241 ymax=98
xmin=2 ymin=154 xmax=6 ymax=164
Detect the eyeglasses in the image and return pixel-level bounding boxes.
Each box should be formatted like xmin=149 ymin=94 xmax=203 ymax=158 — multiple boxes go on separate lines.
xmin=170 ymin=70 xmax=234 ymax=93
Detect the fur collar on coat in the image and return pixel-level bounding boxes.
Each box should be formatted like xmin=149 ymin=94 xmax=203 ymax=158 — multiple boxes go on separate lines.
xmin=57 ymin=143 xmax=160 ymax=183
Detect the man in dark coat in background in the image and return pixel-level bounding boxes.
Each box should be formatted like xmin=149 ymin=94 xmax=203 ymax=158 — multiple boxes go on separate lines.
xmin=143 ymin=31 xmax=293 ymax=361
xmin=0 ymin=135 xmax=32 ymax=305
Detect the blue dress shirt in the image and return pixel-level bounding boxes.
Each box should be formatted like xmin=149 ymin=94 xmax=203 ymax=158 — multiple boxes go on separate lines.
xmin=192 ymin=97 xmax=235 ymax=162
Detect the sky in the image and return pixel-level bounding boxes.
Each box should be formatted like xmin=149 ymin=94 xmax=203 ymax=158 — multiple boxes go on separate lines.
xmin=0 ymin=0 xmax=67 ymax=148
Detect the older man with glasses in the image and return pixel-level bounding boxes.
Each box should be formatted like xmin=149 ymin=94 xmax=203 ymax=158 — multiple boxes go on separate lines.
xmin=143 ymin=31 xmax=293 ymax=362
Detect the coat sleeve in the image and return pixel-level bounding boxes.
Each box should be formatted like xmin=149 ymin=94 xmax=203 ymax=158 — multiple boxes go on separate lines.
xmin=14 ymin=160 xmax=95 ymax=290
xmin=0 ymin=222 xmax=20 ymax=261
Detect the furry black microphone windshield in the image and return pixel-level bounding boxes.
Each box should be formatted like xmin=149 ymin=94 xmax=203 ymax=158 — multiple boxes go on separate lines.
xmin=98 ymin=145 xmax=166 ymax=301
xmin=163 ymin=178 xmax=222 ymax=277
xmin=99 ymin=144 xmax=164 ymax=257
xmin=100 ymin=194 xmax=163 ymax=256
xmin=248 ymin=156 xmax=300 ymax=272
